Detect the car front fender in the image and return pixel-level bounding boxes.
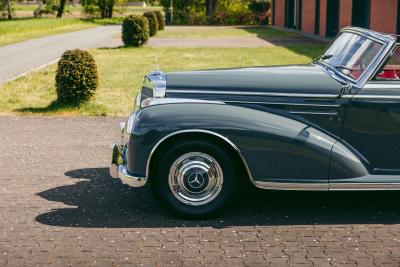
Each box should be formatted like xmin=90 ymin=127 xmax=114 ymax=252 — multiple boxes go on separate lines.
xmin=128 ymin=102 xmax=364 ymax=184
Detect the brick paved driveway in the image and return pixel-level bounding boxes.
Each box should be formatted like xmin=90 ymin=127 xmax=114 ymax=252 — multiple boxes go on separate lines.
xmin=1 ymin=116 xmax=400 ymax=267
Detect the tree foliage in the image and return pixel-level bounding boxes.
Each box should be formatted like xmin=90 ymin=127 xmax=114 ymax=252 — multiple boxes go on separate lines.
xmin=160 ymin=0 xmax=206 ymax=25
xmin=160 ymin=0 xmax=269 ymax=25
xmin=81 ymin=0 xmax=117 ymax=18
xmin=0 ymin=0 xmax=13 ymax=19
xmin=249 ymin=0 xmax=271 ymax=24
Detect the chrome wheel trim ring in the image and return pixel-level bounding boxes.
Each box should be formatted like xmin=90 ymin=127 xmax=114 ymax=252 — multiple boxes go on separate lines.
xmin=168 ymin=152 xmax=224 ymax=206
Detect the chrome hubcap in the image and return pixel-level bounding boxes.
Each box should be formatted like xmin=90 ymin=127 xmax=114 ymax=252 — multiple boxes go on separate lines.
xmin=168 ymin=152 xmax=223 ymax=206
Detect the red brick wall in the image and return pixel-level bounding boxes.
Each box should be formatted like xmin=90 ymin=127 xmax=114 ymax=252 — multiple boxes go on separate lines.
xmin=302 ymin=0 xmax=316 ymax=33
xmin=274 ymin=0 xmax=286 ymax=27
xmin=319 ymin=0 xmax=327 ymax=36
xmin=339 ymin=0 xmax=352 ymax=29
xmin=370 ymin=0 xmax=397 ymax=34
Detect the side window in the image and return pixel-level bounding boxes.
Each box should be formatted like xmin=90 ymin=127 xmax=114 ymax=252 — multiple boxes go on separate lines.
xmin=374 ymin=47 xmax=400 ymax=81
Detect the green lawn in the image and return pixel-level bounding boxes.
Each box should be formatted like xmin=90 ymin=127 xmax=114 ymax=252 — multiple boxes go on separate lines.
xmin=0 ymin=45 xmax=326 ymax=116
xmin=0 ymin=18 xmax=124 ymax=46
xmin=156 ymin=26 xmax=297 ymax=39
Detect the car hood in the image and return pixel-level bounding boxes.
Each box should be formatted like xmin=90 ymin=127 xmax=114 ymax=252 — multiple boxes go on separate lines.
xmin=166 ymin=65 xmax=345 ymax=98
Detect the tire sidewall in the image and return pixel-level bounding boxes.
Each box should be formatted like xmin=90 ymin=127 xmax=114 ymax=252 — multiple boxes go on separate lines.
xmin=152 ymin=140 xmax=237 ymax=218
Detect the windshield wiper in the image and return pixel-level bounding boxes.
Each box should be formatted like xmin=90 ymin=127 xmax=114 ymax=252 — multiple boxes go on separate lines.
xmin=312 ymin=54 xmax=333 ymax=63
xmin=334 ymin=65 xmax=364 ymax=79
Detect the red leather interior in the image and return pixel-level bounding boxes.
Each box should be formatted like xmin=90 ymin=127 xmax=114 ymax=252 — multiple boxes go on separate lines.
xmin=376 ymin=65 xmax=400 ymax=80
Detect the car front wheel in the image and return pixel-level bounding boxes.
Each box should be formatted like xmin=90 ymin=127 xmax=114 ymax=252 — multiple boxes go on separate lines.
xmin=151 ymin=140 xmax=238 ymax=218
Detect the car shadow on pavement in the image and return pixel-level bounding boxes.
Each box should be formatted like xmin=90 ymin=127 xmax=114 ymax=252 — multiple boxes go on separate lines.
xmin=36 ymin=167 xmax=400 ymax=228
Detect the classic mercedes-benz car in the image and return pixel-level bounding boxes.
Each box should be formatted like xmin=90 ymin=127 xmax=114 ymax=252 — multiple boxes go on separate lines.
xmin=110 ymin=27 xmax=400 ymax=218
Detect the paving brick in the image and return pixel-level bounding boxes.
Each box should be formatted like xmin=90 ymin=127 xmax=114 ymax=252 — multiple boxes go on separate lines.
xmin=1 ymin=116 xmax=400 ymax=267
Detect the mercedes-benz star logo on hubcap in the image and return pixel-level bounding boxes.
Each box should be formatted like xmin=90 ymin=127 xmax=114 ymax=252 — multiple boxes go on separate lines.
xmin=187 ymin=173 xmax=205 ymax=189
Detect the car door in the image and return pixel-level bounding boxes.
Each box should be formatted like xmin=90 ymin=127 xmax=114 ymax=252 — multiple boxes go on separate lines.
xmin=339 ymin=46 xmax=400 ymax=179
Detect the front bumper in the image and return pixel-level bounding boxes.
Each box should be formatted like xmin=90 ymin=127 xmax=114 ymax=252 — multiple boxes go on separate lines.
xmin=110 ymin=143 xmax=147 ymax=187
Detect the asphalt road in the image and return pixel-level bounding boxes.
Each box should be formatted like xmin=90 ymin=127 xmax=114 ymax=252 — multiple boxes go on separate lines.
xmin=1 ymin=116 xmax=400 ymax=266
xmin=0 ymin=25 xmax=122 ymax=84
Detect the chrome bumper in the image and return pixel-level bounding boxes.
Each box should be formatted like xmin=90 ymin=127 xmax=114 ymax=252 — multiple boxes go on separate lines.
xmin=110 ymin=143 xmax=147 ymax=187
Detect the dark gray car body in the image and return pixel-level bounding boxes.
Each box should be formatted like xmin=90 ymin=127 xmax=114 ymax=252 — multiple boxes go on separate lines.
xmin=118 ymin=27 xmax=400 ymax=191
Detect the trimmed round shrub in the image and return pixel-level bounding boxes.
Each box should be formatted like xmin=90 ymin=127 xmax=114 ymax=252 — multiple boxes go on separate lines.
xmin=154 ymin=10 xmax=165 ymax=30
xmin=55 ymin=49 xmax=98 ymax=105
xmin=122 ymin=15 xmax=150 ymax=47
xmin=143 ymin=11 xmax=159 ymax=36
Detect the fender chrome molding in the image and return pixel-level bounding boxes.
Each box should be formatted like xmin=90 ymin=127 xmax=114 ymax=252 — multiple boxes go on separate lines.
xmin=145 ymin=129 xmax=256 ymax=185
xmin=167 ymin=89 xmax=340 ymax=99
xmin=289 ymin=110 xmax=339 ymax=116
xmin=225 ymin=100 xmax=341 ymax=108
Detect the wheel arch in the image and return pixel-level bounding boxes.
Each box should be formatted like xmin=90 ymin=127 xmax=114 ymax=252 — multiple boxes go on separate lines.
xmin=146 ymin=129 xmax=255 ymax=186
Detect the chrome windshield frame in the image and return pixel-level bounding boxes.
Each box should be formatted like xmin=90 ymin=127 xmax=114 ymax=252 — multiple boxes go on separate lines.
xmin=315 ymin=27 xmax=396 ymax=90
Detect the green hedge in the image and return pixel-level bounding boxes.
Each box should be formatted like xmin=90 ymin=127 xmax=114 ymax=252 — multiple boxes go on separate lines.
xmin=122 ymin=15 xmax=150 ymax=47
xmin=55 ymin=49 xmax=98 ymax=105
xmin=143 ymin=11 xmax=159 ymax=36
xmin=154 ymin=11 xmax=165 ymax=30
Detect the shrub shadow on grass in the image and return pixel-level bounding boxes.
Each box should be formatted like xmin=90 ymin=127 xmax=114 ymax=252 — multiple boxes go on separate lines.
xmin=14 ymin=100 xmax=108 ymax=116
xmin=14 ymin=100 xmax=74 ymax=113
xmin=241 ymin=26 xmax=329 ymax=59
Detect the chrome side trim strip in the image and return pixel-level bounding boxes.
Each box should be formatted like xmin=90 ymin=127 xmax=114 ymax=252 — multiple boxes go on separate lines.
xmin=289 ymin=111 xmax=338 ymax=116
xmin=254 ymin=181 xmax=400 ymax=191
xmin=343 ymin=94 xmax=400 ymax=100
xmin=341 ymin=95 xmax=353 ymax=99
xmin=141 ymin=98 xmax=224 ymax=109
xmin=167 ymin=89 xmax=339 ymax=99
xmin=330 ymin=183 xmax=400 ymax=191
xmin=364 ymin=83 xmax=400 ymax=89
xmin=354 ymin=95 xmax=400 ymax=100
xmin=146 ymin=129 xmax=255 ymax=185
xmin=225 ymin=100 xmax=341 ymax=107
xmin=255 ymin=181 xmax=329 ymax=191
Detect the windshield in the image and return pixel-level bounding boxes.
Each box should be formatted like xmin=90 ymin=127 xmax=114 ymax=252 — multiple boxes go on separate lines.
xmin=321 ymin=32 xmax=384 ymax=80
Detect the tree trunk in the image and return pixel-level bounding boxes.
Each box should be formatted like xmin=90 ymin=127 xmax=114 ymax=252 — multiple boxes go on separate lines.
xmin=107 ymin=0 xmax=114 ymax=18
xmin=56 ymin=0 xmax=66 ymax=18
xmin=206 ymin=0 xmax=217 ymax=24
xmin=33 ymin=0 xmax=43 ymax=18
xmin=99 ymin=0 xmax=107 ymax=19
xmin=7 ymin=0 xmax=12 ymax=19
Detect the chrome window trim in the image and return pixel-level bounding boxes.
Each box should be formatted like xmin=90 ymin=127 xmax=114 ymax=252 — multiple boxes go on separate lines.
xmin=317 ymin=27 xmax=396 ymax=90
xmin=144 ymin=70 xmax=167 ymax=98
xmin=167 ymin=90 xmax=340 ymax=99
xmin=145 ymin=129 xmax=256 ymax=186
xmin=367 ymin=44 xmax=399 ymax=83
xmin=354 ymin=34 xmax=395 ymax=88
